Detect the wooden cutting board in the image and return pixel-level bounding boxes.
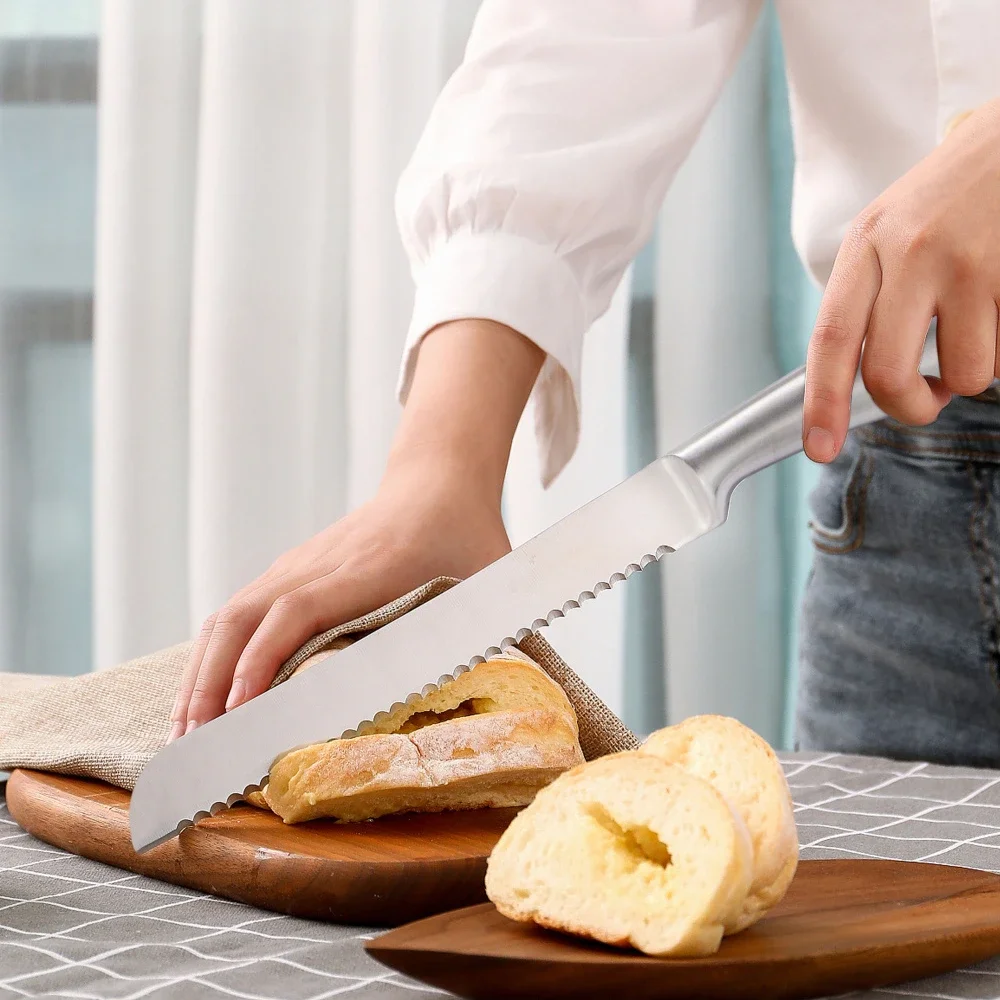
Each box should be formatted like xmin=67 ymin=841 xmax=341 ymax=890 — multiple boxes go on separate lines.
xmin=367 ymin=859 xmax=1000 ymax=1000
xmin=5 ymin=768 xmax=517 ymax=926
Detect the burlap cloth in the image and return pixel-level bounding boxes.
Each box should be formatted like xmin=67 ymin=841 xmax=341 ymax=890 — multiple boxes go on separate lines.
xmin=0 ymin=578 xmax=638 ymax=791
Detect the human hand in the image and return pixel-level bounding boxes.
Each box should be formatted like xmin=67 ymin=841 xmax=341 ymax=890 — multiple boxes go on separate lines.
xmin=169 ymin=318 xmax=544 ymax=740
xmin=802 ymin=99 xmax=1000 ymax=462
xmin=167 ymin=466 xmax=512 ymax=741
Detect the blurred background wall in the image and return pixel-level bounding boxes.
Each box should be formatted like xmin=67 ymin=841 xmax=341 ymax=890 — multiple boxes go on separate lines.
xmin=0 ymin=0 xmax=823 ymax=749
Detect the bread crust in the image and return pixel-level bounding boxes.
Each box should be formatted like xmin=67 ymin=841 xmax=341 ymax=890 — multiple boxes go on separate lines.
xmin=485 ymin=753 xmax=754 ymax=957
xmin=485 ymin=716 xmax=799 ymax=956
xmin=641 ymin=714 xmax=799 ymax=930
xmin=252 ymin=651 xmax=585 ymax=823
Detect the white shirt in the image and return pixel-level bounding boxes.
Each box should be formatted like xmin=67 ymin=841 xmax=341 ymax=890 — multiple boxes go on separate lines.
xmin=395 ymin=0 xmax=1000 ymax=485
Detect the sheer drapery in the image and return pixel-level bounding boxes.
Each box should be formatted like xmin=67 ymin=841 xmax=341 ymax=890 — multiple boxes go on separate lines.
xmin=93 ymin=0 xmax=482 ymax=665
xmin=7 ymin=1 xmax=819 ymax=749
xmin=92 ymin=0 xmax=638 ymax=720
xmin=653 ymin=18 xmax=786 ymax=740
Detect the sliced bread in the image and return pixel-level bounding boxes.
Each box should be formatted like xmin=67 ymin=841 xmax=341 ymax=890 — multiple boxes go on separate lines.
xmin=484 ymin=753 xmax=754 ymax=957
xmin=642 ymin=714 xmax=798 ymax=930
xmin=253 ymin=650 xmax=585 ymax=823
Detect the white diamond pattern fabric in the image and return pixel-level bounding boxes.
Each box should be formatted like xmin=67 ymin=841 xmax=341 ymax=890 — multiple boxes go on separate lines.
xmin=6 ymin=753 xmax=1000 ymax=998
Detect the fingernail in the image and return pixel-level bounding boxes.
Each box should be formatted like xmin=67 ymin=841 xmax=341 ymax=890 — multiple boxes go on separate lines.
xmin=185 ymin=719 xmax=199 ymax=735
xmin=805 ymin=427 xmax=836 ymax=463
xmin=167 ymin=721 xmax=183 ymax=743
xmin=225 ymin=679 xmax=246 ymax=712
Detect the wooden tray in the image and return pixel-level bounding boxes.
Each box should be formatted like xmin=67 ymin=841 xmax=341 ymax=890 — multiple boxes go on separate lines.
xmin=367 ymin=858 xmax=1000 ymax=999
xmin=5 ymin=768 xmax=517 ymax=926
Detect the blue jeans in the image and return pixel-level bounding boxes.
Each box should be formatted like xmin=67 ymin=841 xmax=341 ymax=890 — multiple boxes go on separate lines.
xmin=796 ymin=392 xmax=1000 ymax=767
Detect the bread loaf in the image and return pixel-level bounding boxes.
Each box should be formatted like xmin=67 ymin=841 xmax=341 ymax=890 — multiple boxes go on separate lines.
xmin=485 ymin=753 xmax=754 ymax=957
xmin=642 ymin=715 xmax=798 ymax=930
xmin=484 ymin=715 xmax=798 ymax=955
xmin=253 ymin=649 xmax=585 ymax=823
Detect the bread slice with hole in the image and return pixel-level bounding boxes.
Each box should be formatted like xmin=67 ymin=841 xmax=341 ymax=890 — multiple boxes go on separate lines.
xmin=252 ymin=649 xmax=585 ymax=823
xmin=485 ymin=753 xmax=754 ymax=957
xmin=641 ymin=715 xmax=798 ymax=931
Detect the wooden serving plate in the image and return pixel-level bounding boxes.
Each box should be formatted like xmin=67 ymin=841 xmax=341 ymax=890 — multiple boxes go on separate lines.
xmin=367 ymin=859 xmax=1000 ymax=999
xmin=5 ymin=768 xmax=517 ymax=926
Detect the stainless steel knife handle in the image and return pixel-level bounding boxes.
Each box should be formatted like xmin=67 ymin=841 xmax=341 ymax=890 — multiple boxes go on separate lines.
xmin=672 ymin=334 xmax=943 ymax=523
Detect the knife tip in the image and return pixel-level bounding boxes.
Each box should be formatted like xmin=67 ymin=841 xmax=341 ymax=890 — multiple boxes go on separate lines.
xmin=131 ymin=823 xmax=188 ymax=855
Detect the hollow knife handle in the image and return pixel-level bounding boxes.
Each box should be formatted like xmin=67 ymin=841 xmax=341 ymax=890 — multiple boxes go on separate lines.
xmin=671 ymin=334 xmax=945 ymax=522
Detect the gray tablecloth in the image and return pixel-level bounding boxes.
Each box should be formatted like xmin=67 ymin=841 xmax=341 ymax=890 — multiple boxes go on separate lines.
xmin=4 ymin=752 xmax=1000 ymax=999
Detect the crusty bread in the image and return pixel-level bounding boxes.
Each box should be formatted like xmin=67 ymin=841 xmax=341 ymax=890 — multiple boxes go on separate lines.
xmin=252 ymin=650 xmax=585 ymax=823
xmin=485 ymin=753 xmax=754 ymax=957
xmin=642 ymin=715 xmax=798 ymax=931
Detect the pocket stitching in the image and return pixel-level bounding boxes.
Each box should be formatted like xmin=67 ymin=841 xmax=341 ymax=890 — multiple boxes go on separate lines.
xmin=859 ymin=426 xmax=1000 ymax=463
xmin=809 ymin=450 xmax=874 ymax=555
xmin=967 ymin=463 xmax=1000 ymax=689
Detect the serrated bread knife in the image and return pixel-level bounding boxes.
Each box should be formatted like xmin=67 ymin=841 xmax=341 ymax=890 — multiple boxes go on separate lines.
xmin=130 ymin=338 xmax=942 ymax=853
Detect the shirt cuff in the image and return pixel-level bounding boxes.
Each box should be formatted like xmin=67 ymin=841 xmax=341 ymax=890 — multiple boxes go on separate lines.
xmin=396 ymin=231 xmax=586 ymax=487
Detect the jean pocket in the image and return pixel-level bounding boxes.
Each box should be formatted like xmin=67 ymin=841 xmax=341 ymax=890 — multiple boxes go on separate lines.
xmin=808 ymin=446 xmax=873 ymax=555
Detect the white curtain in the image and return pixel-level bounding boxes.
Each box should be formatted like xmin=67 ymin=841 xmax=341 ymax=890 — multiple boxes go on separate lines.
xmin=505 ymin=275 xmax=632 ymax=719
xmin=93 ymin=0 xmax=482 ymax=668
xmin=654 ymin=19 xmax=786 ymax=742
xmin=92 ymin=0 xmax=787 ymax=747
xmin=92 ymin=0 xmax=634 ymax=722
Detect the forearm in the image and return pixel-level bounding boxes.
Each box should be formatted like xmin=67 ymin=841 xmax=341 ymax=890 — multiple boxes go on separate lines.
xmin=395 ymin=2 xmax=761 ymax=487
xmin=385 ymin=319 xmax=545 ymax=506
xmin=178 ymin=320 xmax=530 ymax=732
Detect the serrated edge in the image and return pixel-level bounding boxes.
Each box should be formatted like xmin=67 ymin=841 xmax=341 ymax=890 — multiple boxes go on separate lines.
xmin=340 ymin=543 xmax=673 ymax=739
xmin=152 ymin=543 xmax=674 ymax=843
xmin=135 ymin=777 xmax=270 ymax=853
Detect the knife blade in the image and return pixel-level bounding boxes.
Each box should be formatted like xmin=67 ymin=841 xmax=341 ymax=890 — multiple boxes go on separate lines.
xmin=130 ymin=338 xmax=942 ymax=853
xmin=129 ymin=455 xmax=713 ymax=853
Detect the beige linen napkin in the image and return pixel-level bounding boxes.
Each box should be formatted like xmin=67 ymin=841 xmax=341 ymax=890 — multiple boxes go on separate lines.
xmin=0 ymin=578 xmax=638 ymax=790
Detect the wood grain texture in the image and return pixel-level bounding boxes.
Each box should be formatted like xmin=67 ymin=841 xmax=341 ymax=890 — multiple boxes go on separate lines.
xmin=367 ymin=859 xmax=1000 ymax=999
xmin=6 ymin=768 xmax=517 ymax=926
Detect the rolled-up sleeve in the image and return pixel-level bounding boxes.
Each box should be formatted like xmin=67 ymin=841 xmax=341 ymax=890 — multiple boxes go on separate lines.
xmin=396 ymin=0 xmax=763 ymax=485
